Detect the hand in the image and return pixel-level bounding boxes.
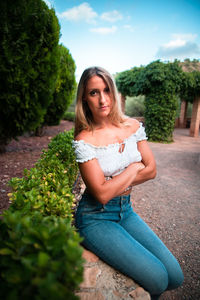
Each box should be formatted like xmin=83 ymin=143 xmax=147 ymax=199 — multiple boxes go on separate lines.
xmin=136 ymin=162 xmax=145 ymax=171
xmin=131 ymin=162 xmax=145 ymax=172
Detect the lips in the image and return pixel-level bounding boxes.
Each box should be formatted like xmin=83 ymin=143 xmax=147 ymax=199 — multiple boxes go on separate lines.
xmin=99 ymin=106 xmax=108 ymax=109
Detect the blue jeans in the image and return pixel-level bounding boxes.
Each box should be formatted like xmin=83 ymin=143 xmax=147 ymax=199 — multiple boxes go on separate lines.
xmin=75 ymin=193 xmax=184 ymax=297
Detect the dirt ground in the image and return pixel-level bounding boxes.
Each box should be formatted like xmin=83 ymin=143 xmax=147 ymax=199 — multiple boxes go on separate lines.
xmin=133 ymin=129 xmax=200 ymax=300
xmin=0 ymin=121 xmax=199 ymax=300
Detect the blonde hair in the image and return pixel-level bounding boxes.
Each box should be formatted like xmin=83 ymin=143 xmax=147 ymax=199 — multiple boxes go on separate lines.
xmin=74 ymin=66 xmax=125 ymax=137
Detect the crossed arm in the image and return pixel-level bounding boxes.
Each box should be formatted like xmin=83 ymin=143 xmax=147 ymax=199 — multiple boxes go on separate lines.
xmin=78 ymin=140 xmax=156 ymax=205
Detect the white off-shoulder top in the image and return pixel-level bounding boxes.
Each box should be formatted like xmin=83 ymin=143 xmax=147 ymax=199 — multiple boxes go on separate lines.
xmin=72 ymin=123 xmax=147 ymax=177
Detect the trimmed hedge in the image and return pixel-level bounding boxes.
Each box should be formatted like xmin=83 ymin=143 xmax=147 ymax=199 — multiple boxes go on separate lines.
xmin=7 ymin=129 xmax=78 ymax=219
xmin=142 ymin=61 xmax=183 ymax=142
xmin=0 ymin=0 xmax=60 ymax=145
xmin=0 ymin=129 xmax=83 ymax=299
xmin=44 ymin=45 xmax=76 ymax=126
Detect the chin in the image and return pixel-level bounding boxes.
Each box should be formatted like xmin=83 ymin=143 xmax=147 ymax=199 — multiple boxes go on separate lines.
xmin=101 ymin=111 xmax=110 ymax=117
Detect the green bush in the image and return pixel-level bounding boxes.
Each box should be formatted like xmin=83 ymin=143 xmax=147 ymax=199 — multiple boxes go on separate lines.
xmin=125 ymin=96 xmax=145 ymax=117
xmin=44 ymin=45 xmax=76 ymax=126
xmin=63 ymin=111 xmax=75 ymax=122
xmin=44 ymin=128 xmax=78 ymax=188
xmin=8 ymin=129 xmax=78 ymax=220
xmin=143 ymin=61 xmax=183 ymax=142
xmin=0 ymin=211 xmax=83 ymax=300
xmin=8 ymin=159 xmax=75 ymax=220
xmin=0 ymin=0 xmax=60 ymax=146
xmin=144 ymin=92 xmax=179 ymax=142
xmin=0 ymin=128 xmax=83 ymax=299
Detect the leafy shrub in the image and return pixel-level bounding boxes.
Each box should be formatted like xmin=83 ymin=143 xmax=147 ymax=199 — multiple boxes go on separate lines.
xmin=143 ymin=61 xmax=183 ymax=142
xmin=0 ymin=0 xmax=60 ymax=146
xmin=125 ymin=96 xmax=145 ymax=117
xmin=44 ymin=45 xmax=76 ymax=126
xmin=0 ymin=128 xmax=83 ymax=299
xmin=8 ymin=129 xmax=78 ymax=220
xmin=0 ymin=211 xmax=83 ymax=300
xmin=63 ymin=111 xmax=75 ymax=122
xmin=8 ymin=159 xmax=75 ymax=220
xmin=44 ymin=128 xmax=78 ymax=188
xmin=144 ymin=92 xmax=179 ymax=142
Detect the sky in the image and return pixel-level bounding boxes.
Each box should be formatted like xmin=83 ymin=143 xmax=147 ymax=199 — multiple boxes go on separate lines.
xmin=44 ymin=0 xmax=200 ymax=80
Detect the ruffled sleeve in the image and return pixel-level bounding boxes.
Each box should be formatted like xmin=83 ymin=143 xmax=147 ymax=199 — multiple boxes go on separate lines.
xmin=135 ymin=123 xmax=148 ymax=142
xmin=72 ymin=140 xmax=96 ymax=163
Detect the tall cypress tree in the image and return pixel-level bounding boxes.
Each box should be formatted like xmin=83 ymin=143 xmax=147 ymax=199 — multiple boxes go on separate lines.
xmin=0 ymin=0 xmax=60 ymax=147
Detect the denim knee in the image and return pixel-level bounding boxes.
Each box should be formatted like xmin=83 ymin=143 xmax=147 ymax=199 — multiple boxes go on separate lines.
xmin=168 ymin=266 xmax=184 ymax=290
xmin=148 ymin=266 xmax=168 ymax=295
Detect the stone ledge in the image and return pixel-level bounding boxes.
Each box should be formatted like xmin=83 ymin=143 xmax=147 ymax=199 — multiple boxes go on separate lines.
xmin=76 ymin=249 xmax=151 ymax=300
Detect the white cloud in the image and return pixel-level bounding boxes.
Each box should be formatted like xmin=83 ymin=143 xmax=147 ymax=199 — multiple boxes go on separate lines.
xmin=60 ymin=2 xmax=97 ymax=24
xmin=156 ymin=34 xmax=200 ymax=58
xmin=101 ymin=10 xmax=123 ymax=22
xmin=172 ymin=33 xmax=197 ymax=41
xmin=90 ymin=26 xmax=117 ymax=35
xmin=123 ymin=24 xmax=135 ymax=32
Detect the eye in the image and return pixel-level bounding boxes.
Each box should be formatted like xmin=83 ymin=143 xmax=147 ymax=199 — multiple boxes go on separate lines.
xmin=89 ymin=89 xmax=98 ymax=96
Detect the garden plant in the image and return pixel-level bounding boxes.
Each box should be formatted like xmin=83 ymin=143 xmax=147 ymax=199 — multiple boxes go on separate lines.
xmin=0 ymin=129 xmax=84 ymax=300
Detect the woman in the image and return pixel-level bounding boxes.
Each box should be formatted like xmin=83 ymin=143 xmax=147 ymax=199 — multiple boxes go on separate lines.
xmin=72 ymin=66 xmax=183 ymax=299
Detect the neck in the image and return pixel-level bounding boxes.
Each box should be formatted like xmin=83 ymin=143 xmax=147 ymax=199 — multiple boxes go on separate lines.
xmin=92 ymin=116 xmax=113 ymax=130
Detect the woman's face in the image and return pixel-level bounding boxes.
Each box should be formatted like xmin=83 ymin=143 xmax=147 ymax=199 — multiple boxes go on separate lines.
xmin=84 ymin=75 xmax=112 ymax=120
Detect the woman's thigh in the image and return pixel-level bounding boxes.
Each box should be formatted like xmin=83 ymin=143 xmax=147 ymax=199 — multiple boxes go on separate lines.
xmin=121 ymin=209 xmax=184 ymax=290
xmin=79 ymin=220 xmax=168 ymax=295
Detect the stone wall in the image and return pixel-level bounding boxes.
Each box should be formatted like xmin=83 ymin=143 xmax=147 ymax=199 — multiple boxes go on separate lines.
xmin=76 ymin=249 xmax=151 ymax=300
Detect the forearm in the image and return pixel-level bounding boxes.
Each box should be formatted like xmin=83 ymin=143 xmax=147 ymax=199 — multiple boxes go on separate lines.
xmin=86 ymin=163 xmax=142 ymax=204
xmin=131 ymin=164 xmax=156 ymax=186
xmin=130 ymin=140 xmax=157 ymax=186
xmin=101 ymin=169 xmax=137 ymax=202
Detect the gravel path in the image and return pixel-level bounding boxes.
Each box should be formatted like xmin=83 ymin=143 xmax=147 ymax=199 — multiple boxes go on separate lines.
xmin=0 ymin=123 xmax=199 ymax=299
xmin=132 ymin=128 xmax=200 ymax=300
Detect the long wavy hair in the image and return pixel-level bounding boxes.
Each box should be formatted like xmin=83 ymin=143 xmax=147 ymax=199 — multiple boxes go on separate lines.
xmin=74 ymin=66 xmax=125 ymax=137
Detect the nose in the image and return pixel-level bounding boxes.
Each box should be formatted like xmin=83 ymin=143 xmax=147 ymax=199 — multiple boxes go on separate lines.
xmin=99 ymin=92 xmax=107 ymax=104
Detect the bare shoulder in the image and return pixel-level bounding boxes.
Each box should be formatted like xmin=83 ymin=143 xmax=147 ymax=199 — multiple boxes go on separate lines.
xmin=75 ymin=130 xmax=93 ymax=142
xmin=124 ymin=117 xmax=140 ymax=133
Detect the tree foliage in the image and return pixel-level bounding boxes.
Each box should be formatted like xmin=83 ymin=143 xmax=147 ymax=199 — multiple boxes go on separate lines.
xmin=0 ymin=0 xmax=60 ymax=145
xmin=44 ymin=45 xmax=76 ymax=126
xmin=115 ymin=67 xmax=145 ymax=96
xmin=180 ymin=70 xmax=200 ymax=103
